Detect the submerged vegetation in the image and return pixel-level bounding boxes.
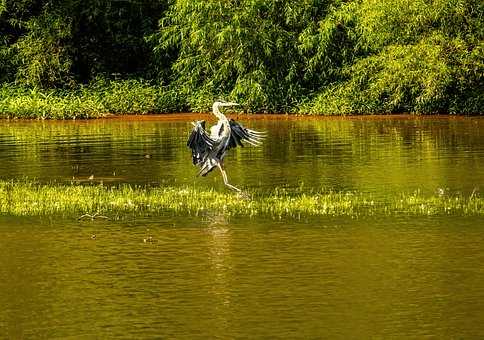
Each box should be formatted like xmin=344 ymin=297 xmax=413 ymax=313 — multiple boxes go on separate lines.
xmin=0 ymin=181 xmax=482 ymax=218
xmin=0 ymin=0 xmax=482 ymax=117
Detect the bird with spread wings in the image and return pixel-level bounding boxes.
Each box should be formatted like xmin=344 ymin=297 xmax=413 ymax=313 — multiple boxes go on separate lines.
xmin=187 ymin=101 xmax=265 ymax=192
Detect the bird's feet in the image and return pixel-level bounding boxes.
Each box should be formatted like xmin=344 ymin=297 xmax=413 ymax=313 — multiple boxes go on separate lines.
xmin=237 ymin=190 xmax=252 ymax=200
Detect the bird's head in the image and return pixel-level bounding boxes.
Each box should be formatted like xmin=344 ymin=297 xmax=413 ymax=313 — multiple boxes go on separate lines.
xmin=213 ymin=101 xmax=239 ymax=112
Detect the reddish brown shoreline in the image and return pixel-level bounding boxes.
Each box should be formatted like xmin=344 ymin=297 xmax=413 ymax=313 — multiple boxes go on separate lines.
xmin=2 ymin=112 xmax=481 ymax=123
xmin=96 ymin=113 xmax=481 ymax=122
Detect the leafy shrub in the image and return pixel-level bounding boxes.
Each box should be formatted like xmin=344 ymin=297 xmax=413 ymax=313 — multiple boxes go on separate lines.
xmin=0 ymin=80 xmax=185 ymax=118
xmin=301 ymin=0 xmax=484 ymax=114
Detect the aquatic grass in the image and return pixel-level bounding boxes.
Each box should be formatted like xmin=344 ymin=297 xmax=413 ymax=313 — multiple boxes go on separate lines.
xmin=0 ymin=181 xmax=482 ymax=219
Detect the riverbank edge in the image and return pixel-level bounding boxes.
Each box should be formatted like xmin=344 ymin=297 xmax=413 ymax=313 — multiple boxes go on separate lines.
xmin=1 ymin=83 xmax=482 ymax=119
xmin=3 ymin=112 xmax=482 ymax=124
xmin=0 ymin=181 xmax=482 ymax=219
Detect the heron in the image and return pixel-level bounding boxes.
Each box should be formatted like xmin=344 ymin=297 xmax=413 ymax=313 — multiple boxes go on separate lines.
xmin=187 ymin=101 xmax=265 ymax=192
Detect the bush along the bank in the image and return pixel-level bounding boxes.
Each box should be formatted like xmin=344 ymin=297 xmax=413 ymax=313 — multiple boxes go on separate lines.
xmin=0 ymin=0 xmax=482 ymax=116
xmin=0 ymin=81 xmax=186 ymax=119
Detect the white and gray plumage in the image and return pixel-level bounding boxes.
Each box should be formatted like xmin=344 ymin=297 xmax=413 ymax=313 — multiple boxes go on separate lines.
xmin=187 ymin=101 xmax=265 ymax=192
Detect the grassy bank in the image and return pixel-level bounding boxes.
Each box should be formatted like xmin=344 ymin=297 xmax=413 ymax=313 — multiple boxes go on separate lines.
xmin=0 ymin=81 xmax=185 ymax=119
xmin=0 ymin=181 xmax=482 ymax=219
xmin=1 ymin=81 xmax=482 ymax=120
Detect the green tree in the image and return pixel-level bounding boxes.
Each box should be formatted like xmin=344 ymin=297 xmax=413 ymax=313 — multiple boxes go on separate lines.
xmin=13 ymin=10 xmax=73 ymax=87
xmin=302 ymin=0 xmax=484 ymax=114
xmin=66 ymin=0 xmax=166 ymax=82
xmin=1 ymin=0 xmax=482 ymax=114
xmin=1 ymin=0 xmax=166 ymax=87
xmin=150 ymin=0 xmax=337 ymax=112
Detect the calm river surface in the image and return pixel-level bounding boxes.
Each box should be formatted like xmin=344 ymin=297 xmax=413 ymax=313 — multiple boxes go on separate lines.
xmin=0 ymin=115 xmax=483 ymax=338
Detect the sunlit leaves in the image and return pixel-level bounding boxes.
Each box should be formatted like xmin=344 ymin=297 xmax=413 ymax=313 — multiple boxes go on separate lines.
xmin=0 ymin=80 xmax=182 ymax=119
xmin=303 ymin=0 xmax=484 ymax=114
xmin=13 ymin=12 xmax=74 ymax=88
xmin=150 ymin=0 xmax=331 ymax=112
xmin=0 ymin=0 xmax=483 ymax=114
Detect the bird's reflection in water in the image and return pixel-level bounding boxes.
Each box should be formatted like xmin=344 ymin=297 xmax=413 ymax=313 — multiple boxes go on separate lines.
xmin=203 ymin=212 xmax=233 ymax=323
xmin=204 ymin=212 xmax=230 ymax=227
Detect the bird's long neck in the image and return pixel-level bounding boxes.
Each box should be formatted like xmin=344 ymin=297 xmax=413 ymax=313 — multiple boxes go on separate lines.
xmin=213 ymin=107 xmax=228 ymax=123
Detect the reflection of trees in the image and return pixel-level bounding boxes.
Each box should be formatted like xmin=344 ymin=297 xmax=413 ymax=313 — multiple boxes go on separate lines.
xmin=0 ymin=120 xmax=189 ymax=184
xmin=1 ymin=118 xmax=483 ymax=195
xmin=243 ymin=118 xmax=484 ymax=195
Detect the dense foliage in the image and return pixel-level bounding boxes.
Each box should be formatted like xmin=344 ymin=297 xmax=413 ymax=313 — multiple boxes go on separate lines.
xmin=0 ymin=0 xmax=483 ymax=116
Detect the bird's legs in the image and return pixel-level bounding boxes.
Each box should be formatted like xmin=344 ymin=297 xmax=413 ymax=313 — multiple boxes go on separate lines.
xmin=217 ymin=163 xmax=241 ymax=192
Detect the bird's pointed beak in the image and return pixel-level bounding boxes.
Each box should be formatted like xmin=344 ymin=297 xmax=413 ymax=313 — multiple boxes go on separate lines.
xmin=220 ymin=102 xmax=239 ymax=107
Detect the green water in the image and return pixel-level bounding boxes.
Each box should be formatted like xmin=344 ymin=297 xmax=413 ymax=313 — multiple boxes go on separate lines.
xmin=1 ymin=116 xmax=482 ymax=195
xmin=0 ymin=116 xmax=483 ymax=338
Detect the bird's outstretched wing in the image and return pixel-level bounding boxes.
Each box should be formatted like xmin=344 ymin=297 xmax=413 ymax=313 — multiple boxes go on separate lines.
xmin=187 ymin=121 xmax=214 ymax=165
xmin=228 ymin=119 xmax=266 ymax=149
